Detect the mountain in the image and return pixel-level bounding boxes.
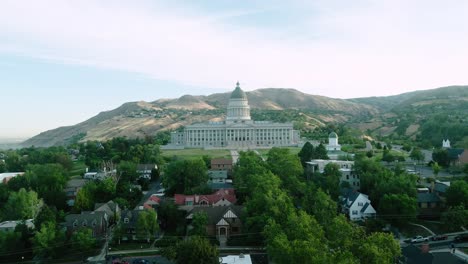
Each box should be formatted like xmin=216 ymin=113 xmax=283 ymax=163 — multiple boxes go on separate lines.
xmin=22 ymin=86 xmax=468 ymax=148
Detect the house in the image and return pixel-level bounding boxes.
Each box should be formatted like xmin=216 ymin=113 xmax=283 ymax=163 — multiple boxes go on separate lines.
xmin=0 ymin=172 xmax=25 ymax=184
xmin=221 ymin=254 xmax=252 ymax=264
xmin=119 ymin=209 xmax=156 ymax=241
xmin=306 ymin=160 xmax=360 ymax=190
xmin=456 ymin=149 xmax=468 ymax=165
xmin=447 ymin=148 xmax=465 ymax=166
xmin=417 ymin=193 xmax=442 ymax=218
xmin=186 ymin=205 xmax=243 ymax=241
xmin=208 ymin=170 xmax=228 ymax=183
xmin=65 ymin=179 xmax=88 ymax=206
xmin=83 ymin=166 xmax=116 ymax=180
xmin=64 ymin=211 xmax=108 ymax=237
xmin=341 ymin=189 xmax=376 ymax=221
xmin=175 ymin=189 xmax=237 ymax=210
xmin=94 ymin=200 xmax=120 ymax=224
xmin=142 ymin=194 xmax=161 ymax=210
xmin=433 ymin=181 xmax=450 ymax=197
xmin=0 ymin=219 xmax=34 ymax=232
xmin=211 ymin=158 xmax=233 ymax=174
xmin=136 ymin=164 xmax=157 ymax=180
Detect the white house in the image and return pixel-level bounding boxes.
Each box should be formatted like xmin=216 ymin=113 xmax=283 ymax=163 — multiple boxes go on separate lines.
xmin=306 ymin=160 xmax=360 ymax=190
xmin=221 ymin=254 xmax=252 ymax=264
xmin=326 ymin=132 xmax=341 ymax=151
xmin=341 ymin=190 xmax=376 ymax=221
xmin=0 ymin=219 xmax=34 ymax=232
xmin=136 ymin=164 xmax=157 ymax=179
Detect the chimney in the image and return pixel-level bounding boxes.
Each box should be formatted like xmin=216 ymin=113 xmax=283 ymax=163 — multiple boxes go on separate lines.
xmin=239 ymin=253 xmax=244 ymax=259
xmin=420 ymin=243 xmax=430 ymax=253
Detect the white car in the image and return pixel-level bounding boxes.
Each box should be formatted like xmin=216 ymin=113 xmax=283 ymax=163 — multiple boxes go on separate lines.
xmin=411 ymin=236 xmax=429 ymax=243
xmin=155 ymin=188 xmax=165 ymax=197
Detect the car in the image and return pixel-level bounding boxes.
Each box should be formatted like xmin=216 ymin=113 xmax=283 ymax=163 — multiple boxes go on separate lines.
xmin=132 ymin=259 xmax=149 ymax=264
xmin=411 ymin=236 xmax=429 ymax=243
xmin=155 ymin=188 xmax=165 ymax=197
xmin=454 ymin=234 xmax=468 ymax=243
xmin=431 ymin=234 xmax=448 ymax=241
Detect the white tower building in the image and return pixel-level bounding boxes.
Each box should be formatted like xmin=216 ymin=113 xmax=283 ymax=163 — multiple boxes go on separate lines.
xmin=226 ymin=82 xmax=251 ymax=123
xmin=326 ymin=132 xmax=341 ymax=151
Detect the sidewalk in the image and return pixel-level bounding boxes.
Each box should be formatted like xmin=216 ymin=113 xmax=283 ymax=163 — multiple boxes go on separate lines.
xmin=430 ymin=248 xmax=468 ymax=262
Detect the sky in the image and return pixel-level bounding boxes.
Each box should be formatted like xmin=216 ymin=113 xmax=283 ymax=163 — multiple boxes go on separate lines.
xmin=1 ymin=0 xmax=468 ymax=139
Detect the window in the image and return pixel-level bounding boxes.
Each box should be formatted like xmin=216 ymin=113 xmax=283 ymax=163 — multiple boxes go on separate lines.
xmin=352 ymin=210 xmax=358 ymax=215
xmin=358 ymin=202 xmax=363 ymax=206
xmin=124 ymin=218 xmax=129 ymax=224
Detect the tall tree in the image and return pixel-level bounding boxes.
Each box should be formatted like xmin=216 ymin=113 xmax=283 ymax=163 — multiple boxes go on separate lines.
xmin=32 ymin=221 xmax=65 ymax=260
xmin=379 ymin=194 xmax=417 ymax=227
xmin=168 ymin=236 xmax=219 ymax=264
xmin=302 ymin=187 xmax=338 ymax=225
xmin=136 ymin=209 xmax=159 ymax=243
xmin=441 ymin=205 xmax=468 ymax=231
xmin=190 ymin=212 xmax=208 ymax=236
xmin=70 ymin=228 xmax=96 ymax=253
xmin=2 ymin=188 xmax=43 ymax=220
xmin=314 ymin=143 xmax=329 ymax=160
xmin=358 ymin=232 xmax=401 ymax=264
xmin=298 ymin=142 xmax=315 ymax=167
xmin=445 ymin=180 xmax=468 ymax=208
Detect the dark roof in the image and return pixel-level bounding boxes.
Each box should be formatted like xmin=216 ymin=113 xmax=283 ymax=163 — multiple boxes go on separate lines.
xmin=208 ymin=170 xmax=228 ymax=179
xmin=401 ymin=245 xmax=433 ymax=264
xmin=360 ymin=203 xmax=370 ymax=213
xmin=434 ymin=182 xmax=449 ymax=193
xmin=448 ymin=148 xmax=464 ymax=160
xmin=188 ymin=206 xmax=243 ymax=225
xmin=64 ymin=211 xmax=106 ymax=227
xmin=230 ymin=83 xmax=247 ymax=100
xmin=417 ymin=193 xmax=441 ymax=203
xmin=121 ymin=210 xmax=143 ymax=228
xmin=208 ymin=182 xmax=234 ymax=190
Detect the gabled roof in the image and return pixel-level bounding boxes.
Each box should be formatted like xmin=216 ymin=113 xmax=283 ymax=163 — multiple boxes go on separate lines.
xmin=175 ymin=189 xmax=237 ymax=206
xmin=417 ymin=193 xmax=441 ymax=203
xmin=64 ymin=211 xmax=106 ymax=227
xmin=66 ymin=179 xmax=88 ymax=188
xmin=448 ymin=148 xmax=464 ymax=160
xmin=434 ymin=181 xmax=450 ymax=193
xmin=211 ymin=158 xmax=232 ymax=166
xmin=187 ymin=205 xmax=244 ymax=225
xmin=94 ymin=200 xmax=118 ymax=216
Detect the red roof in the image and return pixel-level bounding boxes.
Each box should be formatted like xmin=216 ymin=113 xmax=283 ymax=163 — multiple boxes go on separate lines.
xmin=211 ymin=158 xmax=232 ymax=166
xmin=143 ymin=194 xmax=161 ymax=209
xmin=174 ymin=189 xmax=236 ymax=206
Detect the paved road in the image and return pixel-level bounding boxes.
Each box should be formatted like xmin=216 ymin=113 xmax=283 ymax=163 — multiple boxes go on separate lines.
xmin=136 ymin=179 xmax=162 ymax=209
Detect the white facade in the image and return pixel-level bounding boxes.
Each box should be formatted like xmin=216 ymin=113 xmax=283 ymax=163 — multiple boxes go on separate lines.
xmin=442 ymin=139 xmax=451 ymax=148
xmin=170 ymin=82 xmax=299 ymax=149
xmin=306 ymin=160 xmax=360 ymax=190
xmin=326 ymin=132 xmax=341 ymax=151
xmin=341 ymin=192 xmax=376 ymax=221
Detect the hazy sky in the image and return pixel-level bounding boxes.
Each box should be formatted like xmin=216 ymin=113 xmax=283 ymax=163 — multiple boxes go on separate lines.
xmin=1 ymin=0 xmax=468 ymax=139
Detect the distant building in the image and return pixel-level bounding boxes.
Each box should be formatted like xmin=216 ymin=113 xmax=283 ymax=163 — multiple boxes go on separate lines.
xmin=211 ymin=158 xmax=233 ymax=172
xmin=65 ymin=179 xmax=88 ymax=206
xmin=0 ymin=172 xmax=24 ymax=184
xmin=306 ymin=160 xmax=360 ymax=190
xmin=168 ymin=82 xmax=299 ymax=149
xmin=136 ymin=164 xmax=157 ymax=180
xmin=325 ymin=132 xmax=353 ymax=160
xmin=208 ymin=170 xmax=228 ymax=183
xmin=175 ymin=189 xmax=237 ymax=210
xmin=64 ymin=211 xmax=108 ymax=237
xmin=0 ymin=219 xmax=34 ymax=232
xmin=221 ymin=254 xmax=252 ymax=264
xmin=340 ymin=189 xmax=376 ymax=221
xmin=442 ymin=139 xmax=451 ymax=148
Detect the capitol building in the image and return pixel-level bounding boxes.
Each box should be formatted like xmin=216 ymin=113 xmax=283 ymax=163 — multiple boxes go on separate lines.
xmin=169 ymin=82 xmax=299 ymax=149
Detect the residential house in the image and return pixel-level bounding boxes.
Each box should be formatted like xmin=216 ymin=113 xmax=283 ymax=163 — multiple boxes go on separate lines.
xmin=211 ymin=158 xmax=233 ymax=174
xmin=433 ymin=181 xmax=450 ymax=198
xmin=175 ymin=189 xmax=237 ymax=211
xmin=94 ymin=200 xmax=120 ymax=225
xmin=186 ymin=205 xmax=243 ymax=241
xmin=417 ymin=193 xmax=442 ymax=218
xmin=65 ymin=179 xmax=88 ymax=206
xmin=0 ymin=219 xmax=34 ymax=232
xmin=456 ymin=149 xmax=468 ymax=165
xmin=221 ymin=254 xmax=252 ymax=264
xmin=208 ymin=170 xmax=228 ymax=183
xmin=340 ymin=189 xmax=376 ymax=221
xmin=306 ymin=160 xmax=360 ymax=190
xmin=447 ymin=148 xmax=465 ymax=166
xmin=64 ymin=211 xmax=108 ymax=237
xmin=142 ymin=194 xmax=161 ymax=210
xmin=83 ymin=167 xmax=116 ymax=180
xmin=119 ymin=209 xmax=157 ymax=241
xmin=136 ymin=164 xmax=157 ymax=180
xmin=0 ymin=172 xmax=25 ymax=184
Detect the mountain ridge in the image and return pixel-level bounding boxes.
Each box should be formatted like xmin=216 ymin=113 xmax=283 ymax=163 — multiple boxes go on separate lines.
xmin=22 ymin=86 xmax=468 ymax=147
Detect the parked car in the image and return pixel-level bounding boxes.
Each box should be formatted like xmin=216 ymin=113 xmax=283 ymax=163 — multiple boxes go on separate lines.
xmin=431 ymin=234 xmax=448 ymax=241
xmin=411 ymin=236 xmax=429 ymax=243
xmin=155 ymin=188 xmax=165 ymax=197
xmin=454 ymin=234 xmax=468 ymax=243
xmin=132 ymin=259 xmax=149 ymax=264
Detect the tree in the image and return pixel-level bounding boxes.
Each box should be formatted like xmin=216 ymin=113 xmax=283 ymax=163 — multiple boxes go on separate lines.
xmin=441 ymin=205 xmax=468 ymax=231
xmin=314 ymin=143 xmax=329 ymax=160
xmin=322 ymin=163 xmax=341 ymax=200
xmin=298 ymin=142 xmax=315 ymax=167
xmin=165 ymin=236 xmax=219 ymax=264
xmin=432 ymin=162 xmax=441 ymax=177
xmin=432 ymin=149 xmax=449 ymax=167
xmin=32 ymin=221 xmax=65 ymax=259
xmin=136 ymin=209 xmax=159 ymax=243
xmin=379 ymin=194 xmax=417 ymax=227
xmin=445 ymin=181 xmax=468 ymax=208
xmin=2 ymin=188 xmax=43 ymax=220
xmin=190 ymin=212 xmax=208 ymax=236
xmin=409 ymin=148 xmax=424 ymax=164
xmin=358 ymin=232 xmax=401 ymax=264
xmin=302 ymin=187 xmax=337 ymax=225
xmin=35 ymin=205 xmax=57 ymax=230
xmin=70 ymin=228 xmax=96 ymax=253
xmin=163 ymin=158 xmax=208 ymax=195
xmin=74 ymin=182 xmax=97 ymax=212
xmin=118 ymin=161 xmax=138 ymax=182
xmin=382 ymin=149 xmax=395 ymax=163
xmin=267 ymin=148 xmax=305 ymax=198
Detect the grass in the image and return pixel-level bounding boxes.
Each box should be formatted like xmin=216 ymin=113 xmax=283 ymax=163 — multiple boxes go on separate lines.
xmin=161 ymin=148 xmax=231 ymax=159
xmin=109 ymin=241 xmax=153 ymax=251
xmin=68 ymin=160 xmax=87 ymax=178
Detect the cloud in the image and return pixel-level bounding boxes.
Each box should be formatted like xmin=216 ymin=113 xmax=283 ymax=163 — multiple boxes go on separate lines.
xmin=0 ymin=0 xmax=467 ymax=98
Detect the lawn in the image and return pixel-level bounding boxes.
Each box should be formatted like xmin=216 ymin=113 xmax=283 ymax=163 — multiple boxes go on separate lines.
xmin=161 ymin=149 xmax=231 ymax=159
xmin=109 ymin=241 xmax=153 ymax=251
xmin=68 ymin=161 xmax=87 ymax=179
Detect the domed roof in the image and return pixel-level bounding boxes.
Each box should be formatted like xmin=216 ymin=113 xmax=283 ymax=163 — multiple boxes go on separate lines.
xmin=329 ymin=132 xmax=338 ymax=138
xmin=230 ymin=82 xmax=247 ymax=99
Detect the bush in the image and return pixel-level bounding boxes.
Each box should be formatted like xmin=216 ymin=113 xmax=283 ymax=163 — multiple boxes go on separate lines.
xmin=154 ymin=236 xmax=182 ymax=247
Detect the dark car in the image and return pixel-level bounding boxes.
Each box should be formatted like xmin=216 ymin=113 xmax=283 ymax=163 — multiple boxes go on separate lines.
xmin=431 ymin=235 xmax=448 ymax=241
xmin=132 ymin=259 xmax=149 ymax=264
xmin=454 ymin=234 xmax=468 ymax=243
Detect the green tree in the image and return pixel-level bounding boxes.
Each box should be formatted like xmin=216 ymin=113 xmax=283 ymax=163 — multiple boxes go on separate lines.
xmin=2 ymin=188 xmax=43 ymax=220
xmin=302 ymin=187 xmax=337 ymax=225
xmin=314 ymin=143 xmax=329 ymax=159
xmin=432 ymin=149 xmax=449 ymax=167
xmin=74 ymin=181 xmax=97 ymax=212
xmin=71 ymin=227 xmax=96 ymax=253
xmin=445 ymin=181 xmax=468 ymax=208
xmin=167 ymin=236 xmax=219 ymax=264
xmin=267 ymin=148 xmax=305 ymax=198
xmin=379 ymin=194 xmax=417 ymax=227
xmin=441 ymin=205 xmax=468 ymax=231
xmin=163 ymin=158 xmax=208 ymax=195
xmin=410 ymin=148 xmax=424 ymax=164
xmin=35 ymin=205 xmax=57 ymax=230
xmin=358 ymin=232 xmax=401 ymax=264
xmin=118 ymin=161 xmax=138 ymax=182
xmin=298 ymin=142 xmax=315 ymax=167
xmin=136 ymin=209 xmax=159 ymax=243
xmin=190 ymin=212 xmax=208 ymax=236
xmin=432 ymin=162 xmax=441 ymax=177
xmin=32 ymin=221 xmax=65 ymax=259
